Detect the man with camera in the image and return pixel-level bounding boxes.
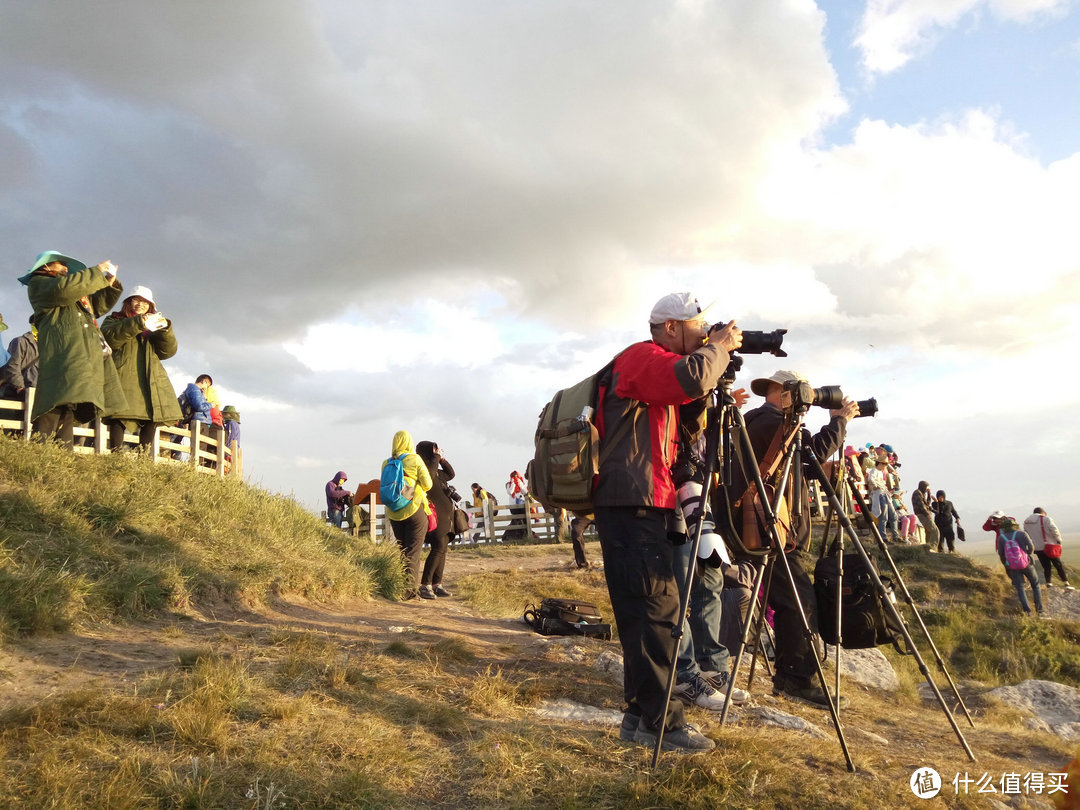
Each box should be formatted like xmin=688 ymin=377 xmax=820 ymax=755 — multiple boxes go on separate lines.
xmin=594 ymin=292 xmax=741 ymax=754
xmin=727 ymin=370 xmax=858 ymax=708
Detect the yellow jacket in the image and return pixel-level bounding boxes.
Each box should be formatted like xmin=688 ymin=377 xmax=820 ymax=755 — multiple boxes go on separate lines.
xmin=382 ymin=429 xmax=432 ymax=521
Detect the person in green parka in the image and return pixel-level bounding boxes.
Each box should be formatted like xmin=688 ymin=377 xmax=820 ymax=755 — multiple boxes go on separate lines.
xmin=19 ymin=251 xmax=127 ymax=448
xmin=101 ymin=285 xmax=182 ymax=450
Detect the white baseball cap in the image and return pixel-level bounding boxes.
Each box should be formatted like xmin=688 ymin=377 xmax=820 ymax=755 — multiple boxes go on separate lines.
xmin=649 ymin=292 xmax=710 ymax=324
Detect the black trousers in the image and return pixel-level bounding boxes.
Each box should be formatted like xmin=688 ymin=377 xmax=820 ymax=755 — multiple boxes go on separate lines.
xmin=391 ymin=510 xmax=428 ymax=591
xmin=422 ymin=526 xmax=450 ymax=586
xmin=765 ymin=551 xmax=818 ymax=688
xmin=33 ymin=405 xmax=78 ymax=449
xmin=1036 ymin=550 xmax=1069 ymax=584
xmin=594 ymin=506 xmax=686 ymax=732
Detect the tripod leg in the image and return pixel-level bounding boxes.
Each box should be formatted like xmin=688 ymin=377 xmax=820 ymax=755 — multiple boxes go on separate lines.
xmin=719 ymin=556 xmax=771 ymax=724
xmin=845 ymin=476 xmax=977 ymax=729
xmin=804 ymin=449 xmax=977 ymax=761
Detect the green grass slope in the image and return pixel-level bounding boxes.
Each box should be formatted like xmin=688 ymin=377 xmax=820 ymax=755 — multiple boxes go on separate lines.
xmin=0 ymin=437 xmax=405 ymax=640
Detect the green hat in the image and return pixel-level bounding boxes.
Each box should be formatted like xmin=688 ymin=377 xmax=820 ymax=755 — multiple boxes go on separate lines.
xmin=18 ymin=251 xmax=88 ymax=286
xmin=221 ymin=405 xmax=240 ymax=423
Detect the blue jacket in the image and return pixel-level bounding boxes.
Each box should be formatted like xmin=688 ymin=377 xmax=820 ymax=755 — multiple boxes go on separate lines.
xmin=179 ymin=382 xmax=212 ymax=425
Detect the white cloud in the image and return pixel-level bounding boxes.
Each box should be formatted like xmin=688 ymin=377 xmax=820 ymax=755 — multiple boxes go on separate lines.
xmin=855 ymin=0 xmax=1072 ymax=74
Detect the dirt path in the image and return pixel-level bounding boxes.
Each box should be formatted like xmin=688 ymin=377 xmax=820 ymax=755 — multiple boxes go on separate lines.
xmin=0 ymin=544 xmax=582 ymax=711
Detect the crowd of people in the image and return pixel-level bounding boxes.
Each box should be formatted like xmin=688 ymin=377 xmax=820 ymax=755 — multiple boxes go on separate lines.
xmin=1 ymin=251 xmax=240 ymax=463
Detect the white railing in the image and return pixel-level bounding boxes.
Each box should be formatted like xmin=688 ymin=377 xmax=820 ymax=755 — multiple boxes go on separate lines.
xmin=0 ymin=387 xmax=241 ymax=477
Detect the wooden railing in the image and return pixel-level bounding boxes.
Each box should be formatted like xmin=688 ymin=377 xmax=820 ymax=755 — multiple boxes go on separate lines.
xmin=0 ymin=387 xmax=241 ymax=477
xmin=337 ymin=494 xmax=590 ymax=545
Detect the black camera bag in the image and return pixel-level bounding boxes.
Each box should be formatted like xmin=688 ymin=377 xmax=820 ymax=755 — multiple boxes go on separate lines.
xmin=523 ymin=597 xmax=611 ymax=640
xmin=814 ymin=553 xmax=909 ymax=654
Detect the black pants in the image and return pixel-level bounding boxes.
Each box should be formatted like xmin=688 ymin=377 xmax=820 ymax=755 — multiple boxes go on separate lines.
xmin=595 ymin=506 xmax=686 ymax=733
xmin=1036 ymin=550 xmax=1069 ymax=585
xmin=391 ymin=510 xmax=428 ymax=591
xmin=766 ymin=551 xmax=818 ymax=688
xmin=33 ymin=405 xmax=78 ymax=449
xmin=422 ymin=525 xmax=450 ymax=586
xmin=108 ymin=420 xmax=158 ymax=450
xmin=570 ymin=517 xmax=592 ymax=568
xmin=936 ymin=521 xmax=956 ymax=552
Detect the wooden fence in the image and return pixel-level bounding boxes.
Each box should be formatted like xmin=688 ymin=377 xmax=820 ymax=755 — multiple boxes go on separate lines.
xmin=0 ymin=387 xmax=241 ymax=477
xmin=335 ymin=494 xmax=595 ymax=545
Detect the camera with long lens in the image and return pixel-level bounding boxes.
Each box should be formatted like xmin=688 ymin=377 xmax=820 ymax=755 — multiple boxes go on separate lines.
xmin=780 ymin=380 xmax=878 ymax=418
xmin=446 ymin=484 xmax=462 ymax=503
xmin=710 ymin=322 xmax=788 ymax=357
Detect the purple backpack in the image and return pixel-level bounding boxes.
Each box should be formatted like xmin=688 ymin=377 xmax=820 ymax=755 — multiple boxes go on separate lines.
xmin=1001 ymin=531 xmax=1030 ymax=571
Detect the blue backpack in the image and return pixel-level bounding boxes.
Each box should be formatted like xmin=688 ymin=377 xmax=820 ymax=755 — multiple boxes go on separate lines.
xmin=380 ymin=455 xmax=414 ymax=511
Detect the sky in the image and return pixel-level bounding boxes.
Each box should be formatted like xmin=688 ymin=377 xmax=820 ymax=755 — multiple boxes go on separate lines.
xmin=1 ymin=0 xmax=1078 ymax=533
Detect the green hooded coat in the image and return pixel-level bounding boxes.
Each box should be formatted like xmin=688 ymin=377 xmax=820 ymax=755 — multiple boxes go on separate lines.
xmin=26 ymin=266 xmax=127 ymax=422
xmin=100 ymin=312 xmax=183 ymax=425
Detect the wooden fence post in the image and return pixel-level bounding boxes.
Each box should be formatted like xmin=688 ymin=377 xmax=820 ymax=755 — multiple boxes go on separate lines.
xmin=216 ymin=429 xmax=226 ymax=478
xmin=367 ymin=493 xmax=377 ymax=542
xmin=23 ymin=388 xmax=35 ymax=439
xmin=484 ymin=499 xmax=495 ymax=543
xmin=93 ymin=417 xmax=106 ymax=455
xmin=151 ymin=426 xmax=161 ymax=463
xmin=190 ymin=421 xmax=201 ymax=467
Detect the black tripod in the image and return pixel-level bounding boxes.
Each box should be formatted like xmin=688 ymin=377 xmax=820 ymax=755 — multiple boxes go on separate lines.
xmin=651 ymin=377 xmax=852 ymax=770
xmin=793 ymin=442 xmax=977 ymax=761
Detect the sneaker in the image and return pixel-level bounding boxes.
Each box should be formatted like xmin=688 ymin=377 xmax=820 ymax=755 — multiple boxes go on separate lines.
xmin=401 ymin=589 xmax=418 ymax=601
xmin=633 ymin=718 xmax=715 ymax=754
xmin=418 ymin=585 xmax=437 ymax=600
xmin=708 ymin=670 xmax=751 ymax=705
xmin=773 ymin=679 xmax=849 ymax=710
xmin=673 ymin=673 xmax=747 ymax=711
xmin=1066 ymin=584 xmax=1076 ymax=591
xmin=618 ymin=711 xmax=640 ymax=742
xmin=433 ymin=585 xmax=453 ymax=597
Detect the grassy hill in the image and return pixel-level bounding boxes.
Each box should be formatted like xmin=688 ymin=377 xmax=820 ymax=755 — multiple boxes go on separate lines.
xmin=2 ymin=436 xmax=1079 ymax=808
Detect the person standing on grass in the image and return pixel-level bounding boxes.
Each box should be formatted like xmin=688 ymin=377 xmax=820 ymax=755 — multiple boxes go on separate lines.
xmin=932 ymin=490 xmax=963 ymax=553
xmin=383 ymin=430 xmax=433 ymax=601
xmin=101 ymin=286 xmax=182 ymax=450
xmin=416 ymin=440 xmax=456 ymax=600
xmin=994 ymin=516 xmax=1043 ymax=616
xmin=913 ymin=481 xmax=940 ymax=550
xmin=1024 ymin=508 xmax=1073 ymax=590
xmin=594 ymin=291 xmax=742 ymax=755
xmin=325 ymin=471 xmax=351 ymax=529
xmin=19 ymin=251 xmax=127 ymax=448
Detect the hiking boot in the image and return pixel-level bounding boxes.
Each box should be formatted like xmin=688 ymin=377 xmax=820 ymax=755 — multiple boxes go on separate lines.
xmin=433 ymin=585 xmax=453 ymax=597
xmin=633 ymin=718 xmax=715 ymax=754
xmin=618 ymin=711 xmax=640 ymax=742
xmin=418 ymin=585 xmax=437 ymax=600
xmin=674 ymin=673 xmax=747 ymax=710
xmin=773 ymin=679 xmax=849 ymax=710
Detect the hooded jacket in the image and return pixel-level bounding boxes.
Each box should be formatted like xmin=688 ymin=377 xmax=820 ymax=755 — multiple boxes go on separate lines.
xmin=101 ymin=311 xmax=183 ymax=425
xmin=25 ymin=265 xmax=127 ymax=421
xmin=325 ymin=471 xmax=350 ymax=512
xmin=0 ymin=330 xmax=38 ymax=394
xmin=382 ymin=430 xmax=433 ymax=521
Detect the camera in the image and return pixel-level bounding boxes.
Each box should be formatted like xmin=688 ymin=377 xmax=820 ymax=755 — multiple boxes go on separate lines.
xmin=780 ymin=381 xmax=878 ymax=418
xmin=446 ymin=484 xmax=462 ymax=503
xmin=710 ymin=322 xmax=788 ymax=357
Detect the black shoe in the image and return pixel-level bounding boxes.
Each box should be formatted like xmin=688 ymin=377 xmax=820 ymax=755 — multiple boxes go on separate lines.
xmin=618 ymin=711 xmax=640 ymax=742
xmin=773 ymin=679 xmax=849 ymax=710
xmin=632 ymin=718 xmax=715 ymax=753
xmin=433 ymin=585 xmax=453 ymax=597
xmin=418 ymin=585 xmax=437 ymax=600
xmin=401 ymin=589 xmax=418 ymax=601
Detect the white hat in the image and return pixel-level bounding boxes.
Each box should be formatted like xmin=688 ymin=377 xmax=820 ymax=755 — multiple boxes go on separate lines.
xmin=989 ymin=510 xmax=1005 ymax=518
xmin=750 ymin=369 xmax=805 ymax=397
xmin=125 ymin=285 xmax=157 ymax=309
xmin=649 ymin=292 xmax=709 ymax=325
